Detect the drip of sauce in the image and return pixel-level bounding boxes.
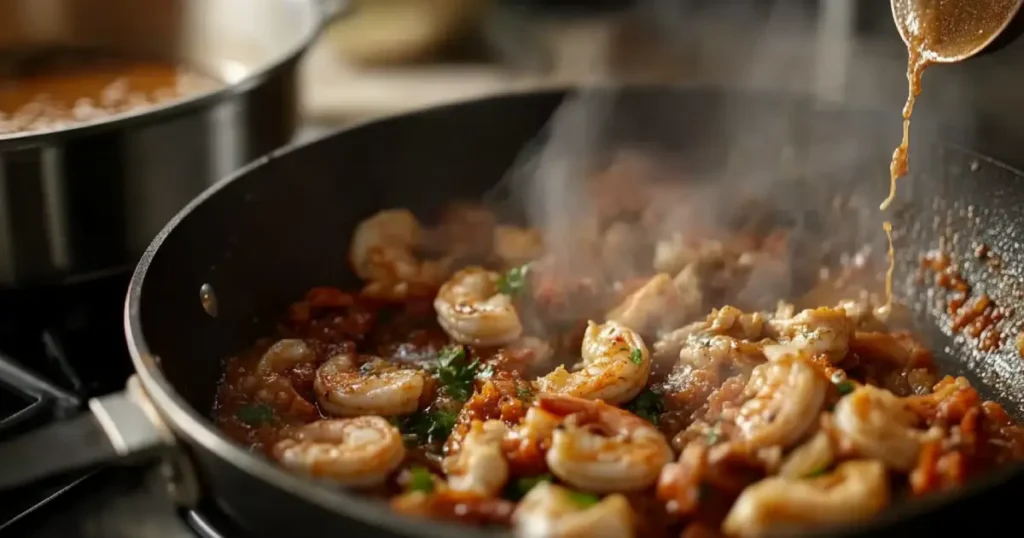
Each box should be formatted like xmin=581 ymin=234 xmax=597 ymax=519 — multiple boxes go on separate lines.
xmin=881 ymin=0 xmax=1019 ymax=311
xmin=879 ymin=221 xmax=896 ymax=318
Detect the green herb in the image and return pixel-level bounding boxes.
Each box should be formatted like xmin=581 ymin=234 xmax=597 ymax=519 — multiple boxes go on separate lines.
xmin=835 ymin=380 xmax=855 ymax=395
xmin=698 ymin=483 xmax=713 ymax=500
xmin=515 ymin=474 xmax=553 ymax=497
xmin=805 ymin=467 xmax=829 ymax=478
xmin=477 ymin=364 xmax=495 ymax=379
xmin=706 ymin=424 xmax=721 ymax=446
xmin=567 ymin=491 xmax=600 ymax=508
xmin=359 ymin=361 xmax=377 ymax=375
xmin=624 ymin=389 xmax=664 ymax=425
xmin=407 ymin=466 xmax=435 ymax=493
xmin=400 ymin=410 xmax=458 ymax=448
xmin=235 ymin=403 xmax=274 ymax=426
xmin=629 ymin=347 xmax=643 ymax=365
xmin=497 ymin=264 xmax=531 ymax=296
xmin=516 ymin=384 xmax=535 ymax=403
xmin=435 ymin=345 xmax=483 ymax=401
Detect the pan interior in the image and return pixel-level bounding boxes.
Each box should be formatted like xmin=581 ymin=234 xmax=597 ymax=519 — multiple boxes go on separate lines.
xmin=134 ymin=87 xmax=1024 ymax=440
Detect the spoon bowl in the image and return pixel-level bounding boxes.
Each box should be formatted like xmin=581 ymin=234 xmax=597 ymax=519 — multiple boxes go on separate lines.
xmin=891 ymin=0 xmax=1024 ymax=62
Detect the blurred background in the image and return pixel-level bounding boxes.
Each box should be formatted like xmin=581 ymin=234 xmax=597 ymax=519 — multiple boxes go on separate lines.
xmin=299 ymin=0 xmax=1024 ymax=165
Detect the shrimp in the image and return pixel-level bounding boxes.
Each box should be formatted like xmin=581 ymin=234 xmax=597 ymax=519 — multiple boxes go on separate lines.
xmin=494 ymin=225 xmax=544 ymax=267
xmin=506 ymin=406 xmax=562 ymax=475
xmin=722 ymin=460 xmax=890 ymax=538
xmin=512 ymin=482 xmax=634 ymax=538
xmin=434 ymin=266 xmax=523 ymax=347
xmin=257 ymin=338 xmax=317 ymax=376
xmin=314 ymin=354 xmax=426 ymax=417
xmin=778 ymin=431 xmax=835 ymax=479
xmin=273 ymin=417 xmax=404 ymax=488
xmin=605 ymin=273 xmax=700 ymax=335
xmin=766 ymin=306 xmax=854 ymax=363
xmin=538 ymin=393 xmax=673 ymax=493
xmin=349 ymin=209 xmax=449 ymax=300
xmin=444 ymin=420 xmax=510 ymax=497
xmin=731 ymin=355 xmax=827 ymax=451
xmin=537 ymin=321 xmax=650 ymax=405
xmin=833 ymin=385 xmax=938 ymax=471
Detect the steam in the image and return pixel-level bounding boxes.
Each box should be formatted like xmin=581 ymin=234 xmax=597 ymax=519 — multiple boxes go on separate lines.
xmin=488 ymin=0 xmax=973 ymax=325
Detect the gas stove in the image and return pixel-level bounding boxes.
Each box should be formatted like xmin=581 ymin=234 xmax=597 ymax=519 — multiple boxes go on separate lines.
xmin=0 ymin=274 xmax=243 ymax=538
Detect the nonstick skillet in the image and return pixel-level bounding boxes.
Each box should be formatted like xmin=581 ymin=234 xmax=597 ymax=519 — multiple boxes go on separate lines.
xmin=1 ymin=87 xmax=1024 ymax=537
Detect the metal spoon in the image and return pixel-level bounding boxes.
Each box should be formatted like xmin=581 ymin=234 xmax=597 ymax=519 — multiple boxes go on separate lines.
xmin=891 ymin=0 xmax=1024 ymax=62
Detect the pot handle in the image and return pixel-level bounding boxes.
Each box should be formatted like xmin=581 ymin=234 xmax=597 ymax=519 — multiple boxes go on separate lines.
xmin=0 ymin=376 xmax=170 ymax=490
xmin=317 ymin=0 xmax=354 ymax=26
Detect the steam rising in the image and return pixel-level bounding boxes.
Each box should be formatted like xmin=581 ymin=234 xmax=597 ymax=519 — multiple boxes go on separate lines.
xmin=489 ymin=0 xmax=973 ymax=323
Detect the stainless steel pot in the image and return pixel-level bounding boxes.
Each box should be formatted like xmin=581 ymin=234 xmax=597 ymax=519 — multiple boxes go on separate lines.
xmin=0 ymin=0 xmax=347 ymax=289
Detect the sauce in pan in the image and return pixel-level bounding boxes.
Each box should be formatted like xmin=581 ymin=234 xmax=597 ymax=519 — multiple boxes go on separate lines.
xmin=882 ymin=0 xmax=1019 ymax=312
xmin=0 ymin=47 xmax=223 ymax=135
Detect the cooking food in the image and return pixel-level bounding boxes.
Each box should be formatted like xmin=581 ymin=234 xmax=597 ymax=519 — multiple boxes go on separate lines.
xmin=0 ymin=47 xmax=222 ymax=135
xmin=213 ymin=164 xmax=1024 ymax=537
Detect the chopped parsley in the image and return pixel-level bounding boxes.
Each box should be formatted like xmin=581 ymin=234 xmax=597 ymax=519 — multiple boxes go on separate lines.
xmin=567 ymin=491 xmax=600 ymax=508
xmin=624 ymin=389 xmax=664 ymax=425
xmin=805 ymin=467 xmax=829 ymax=478
xmin=497 ymin=264 xmax=530 ymax=296
xmin=629 ymin=347 xmax=643 ymax=365
xmin=706 ymin=424 xmax=722 ymax=446
xmin=510 ymin=473 xmax=553 ymax=499
xmin=235 ymin=403 xmax=274 ymax=426
xmin=835 ymin=380 xmax=855 ymax=395
xmin=516 ymin=384 xmax=535 ymax=403
xmin=477 ymin=363 xmax=495 ymax=379
xmin=399 ymin=409 xmax=458 ymax=448
xmin=435 ymin=345 xmax=484 ymax=401
xmin=407 ymin=466 xmax=435 ymax=493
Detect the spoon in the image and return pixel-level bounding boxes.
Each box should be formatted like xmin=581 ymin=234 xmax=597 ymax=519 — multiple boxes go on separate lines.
xmin=891 ymin=0 xmax=1024 ymax=62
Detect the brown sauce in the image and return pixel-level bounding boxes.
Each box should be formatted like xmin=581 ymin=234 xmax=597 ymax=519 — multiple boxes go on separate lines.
xmin=920 ymin=249 xmax=1008 ymax=352
xmin=882 ymin=0 xmax=1019 ymax=313
xmin=0 ymin=48 xmax=222 ymax=135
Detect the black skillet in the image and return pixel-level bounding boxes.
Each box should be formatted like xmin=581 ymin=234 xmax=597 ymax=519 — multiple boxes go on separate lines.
xmin=1 ymin=87 xmax=1024 ymax=537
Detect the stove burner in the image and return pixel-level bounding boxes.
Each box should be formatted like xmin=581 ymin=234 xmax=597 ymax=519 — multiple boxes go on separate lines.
xmin=0 ymin=273 xmax=134 ymax=533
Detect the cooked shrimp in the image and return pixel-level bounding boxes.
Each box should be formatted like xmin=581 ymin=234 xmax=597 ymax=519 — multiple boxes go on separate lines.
xmin=314 ymin=354 xmax=426 ymax=417
xmin=766 ymin=306 xmax=853 ymax=363
xmin=778 ymin=431 xmax=835 ymax=478
xmin=833 ymin=385 xmax=939 ymax=471
xmin=506 ymin=406 xmax=562 ymax=474
xmin=444 ymin=420 xmax=510 ymax=497
xmin=606 ymin=272 xmax=700 ymax=335
xmin=732 ymin=355 xmax=827 ymax=451
xmin=257 ymin=338 xmax=317 ymax=376
xmin=723 ymin=460 xmax=890 ymax=538
xmin=349 ymin=209 xmax=449 ymax=299
xmin=273 ymin=417 xmax=405 ymax=487
xmin=536 ymin=321 xmax=651 ymax=405
xmin=494 ymin=225 xmax=544 ymax=267
xmin=434 ymin=266 xmax=523 ymax=346
xmin=512 ymin=482 xmax=634 ymax=538
xmin=538 ymin=393 xmax=673 ymax=493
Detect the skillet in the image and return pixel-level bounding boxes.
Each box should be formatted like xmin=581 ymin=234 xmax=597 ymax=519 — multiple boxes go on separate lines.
xmin=1 ymin=87 xmax=1024 ymax=537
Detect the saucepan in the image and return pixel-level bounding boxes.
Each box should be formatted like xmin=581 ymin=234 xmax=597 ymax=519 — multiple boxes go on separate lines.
xmin=1 ymin=87 xmax=1024 ymax=537
xmin=0 ymin=0 xmax=348 ymax=290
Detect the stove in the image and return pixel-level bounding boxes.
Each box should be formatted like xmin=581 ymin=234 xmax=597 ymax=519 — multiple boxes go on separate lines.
xmin=0 ymin=273 xmax=243 ymax=538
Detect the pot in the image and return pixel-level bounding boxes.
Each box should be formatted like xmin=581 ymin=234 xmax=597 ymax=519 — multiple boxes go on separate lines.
xmin=2 ymin=87 xmax=1024 ymax=537
xmin=0 ymin=0 xmax=348 ymax=289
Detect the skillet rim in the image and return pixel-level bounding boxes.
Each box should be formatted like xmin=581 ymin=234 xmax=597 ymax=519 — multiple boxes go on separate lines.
xmin=123 ymin=85 xmax=1024 ymax=537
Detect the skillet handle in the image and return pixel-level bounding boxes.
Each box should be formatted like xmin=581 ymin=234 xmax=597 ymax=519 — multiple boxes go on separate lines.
xmin=0 ymin=378 xmax=170 ymax=490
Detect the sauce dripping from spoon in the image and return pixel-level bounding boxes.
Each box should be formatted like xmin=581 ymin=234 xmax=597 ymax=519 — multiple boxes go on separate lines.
xmin=880 ymin=0 xmax=1019 ymax=313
